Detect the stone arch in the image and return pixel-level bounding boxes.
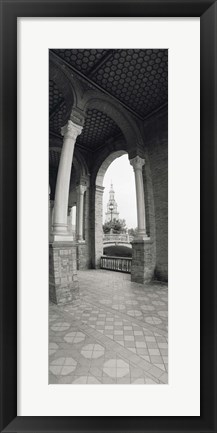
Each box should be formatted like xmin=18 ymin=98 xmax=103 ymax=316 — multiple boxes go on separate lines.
xmin=90 ymin=137 xmax=128 ymax=186
xmin=49 ymin=60 xmax=76 ymax=125
xmin=73 ymin=148 xmax=89 ymax=180
xmin=68 ymin=149 xmax=90 ymax=207
xmin=82 ymin=91 xmax=145 ymax=158
xmin=90 ymin=144 xmax=157 ymax=282
xmin=96 ymin=150 xmax=127 ymax=187
xmin=91 ymin=147 xmax=134 ymax=269
xmin=49 ymin=57 xmax=88 ymax=127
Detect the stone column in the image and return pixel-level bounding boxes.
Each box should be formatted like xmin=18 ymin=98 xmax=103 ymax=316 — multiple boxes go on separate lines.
xmin=130 ymin=155 xmax=154 ymax=283
xmin=130 ymin=155 xmax=148 ymax=240
xmin=94 ymin=185 xmax=105 ymax=268
xmin=52 ymin=120 xmax=83 ymax=241
xmin=76 ymin=185 xmax=87 ymax=241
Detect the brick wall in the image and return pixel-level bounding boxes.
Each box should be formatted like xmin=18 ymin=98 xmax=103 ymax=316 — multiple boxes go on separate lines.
xmin=89 ymin=184 xmax=104 ymax=269
xmin=49 ymin=243 xmax=79 ymax=304
xmin=143 ymin=109 xmax=168 ymax=281
xmin=131 ymin=239 xmax=154 ymax=283
xmin=76 ymin=242 xmax=91 ymax=269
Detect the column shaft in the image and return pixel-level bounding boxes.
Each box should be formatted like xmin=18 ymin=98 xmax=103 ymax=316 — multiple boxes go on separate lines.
xmin=134 ymin=168 xmax=146 ymax=232
xmin=130 ymin=156 xmax=148 ymax=239
xmin=53 ymin=120 xmax=82 ymax=236
xmin=76 ymin=185 xmax=86 ymax=241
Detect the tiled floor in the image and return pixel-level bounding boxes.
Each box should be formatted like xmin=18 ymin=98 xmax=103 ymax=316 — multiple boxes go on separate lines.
xmin=49 ymin=270 xmax=168 ymax=384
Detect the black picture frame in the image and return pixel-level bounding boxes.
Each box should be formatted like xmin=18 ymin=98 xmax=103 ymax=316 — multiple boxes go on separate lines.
xmin=0 ymin=0 xmax=216 ymax=432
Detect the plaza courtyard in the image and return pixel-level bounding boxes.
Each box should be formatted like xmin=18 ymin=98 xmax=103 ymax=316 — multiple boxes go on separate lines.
xmin=49 ymin=270 xmax=168 ymax=384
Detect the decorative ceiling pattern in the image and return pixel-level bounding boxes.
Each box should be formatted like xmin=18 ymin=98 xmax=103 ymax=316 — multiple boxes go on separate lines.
xmin=50 ymin=49 xmax=168 ymax=119
xmin=49 ymin=80 xmax=67 ymax=133
xmin=52 ymin=49 xmax=111 ymax=75
xmin=49 ymin=49 xmax=168 ymax=169
xmin=93 ymin=49 xmax=167 ymax=118
xmin=49 ymin=80 xmax=63 ymax=113
xmin=49 ymin=104 xmax=67 ymax=134
xmin=77 ymin=109 xmax=121 ymax=150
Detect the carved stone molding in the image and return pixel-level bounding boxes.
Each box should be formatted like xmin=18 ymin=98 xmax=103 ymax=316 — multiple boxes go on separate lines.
xmin=76 ymin=184 xmax=87 ymax=196
xmin=61 ymin=120 xmax=83 ymax=141
xmin=130 ymin=155 xmax=145 ymax=171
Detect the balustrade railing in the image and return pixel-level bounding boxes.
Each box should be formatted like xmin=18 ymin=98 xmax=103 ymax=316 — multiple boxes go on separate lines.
xmin=103 ymin=234 xmax=133 ymax=243
xmin=100 ymin=255 xmax=132 ymax=273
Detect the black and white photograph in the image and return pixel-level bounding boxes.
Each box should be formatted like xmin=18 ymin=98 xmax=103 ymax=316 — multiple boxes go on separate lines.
xmin=49 ymin=48 xmax=168 ymax=385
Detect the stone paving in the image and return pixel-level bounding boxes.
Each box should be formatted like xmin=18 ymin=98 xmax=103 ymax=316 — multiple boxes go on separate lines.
xmin=49 ymin=270 xmax=168 ymax=384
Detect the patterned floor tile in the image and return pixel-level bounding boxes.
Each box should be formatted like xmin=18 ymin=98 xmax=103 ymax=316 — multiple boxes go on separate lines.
xmin=81 ymin=343 xmax=105 ymax=359
xmin=49 ymin=270 xmax=168 ymax=385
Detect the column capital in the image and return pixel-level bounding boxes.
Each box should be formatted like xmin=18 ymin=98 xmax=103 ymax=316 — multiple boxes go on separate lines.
xmin=76 ymin=184 xmax=87 ymax=195
xmin=70 ymin=107 xmax=86 ymax=127
xmin=61 ymin=120 xmax=83 ymax=141
xmin=130 ymin=155 xmax=145 ymax=171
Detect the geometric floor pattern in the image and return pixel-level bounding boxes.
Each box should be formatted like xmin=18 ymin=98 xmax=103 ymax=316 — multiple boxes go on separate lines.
xmin=49 ymin=270 xmax=168 ymax=384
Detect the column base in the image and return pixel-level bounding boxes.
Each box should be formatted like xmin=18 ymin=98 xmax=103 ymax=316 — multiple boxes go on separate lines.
xmin=50 ymin=233 xmax=74 ymax=243
xmin=49 ymin=242 xmax=79 ymax=305
xmin=131 ymin=239 xmax=154 ymax=284
xmin=136 ymin=230 xmax=149 ymax=241
xmin=77 ymin=238 xmax=85 ymax=243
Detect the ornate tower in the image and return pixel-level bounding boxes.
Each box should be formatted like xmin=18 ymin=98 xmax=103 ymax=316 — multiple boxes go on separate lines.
xmin=105 ymin=183 xmax=119 ymax=222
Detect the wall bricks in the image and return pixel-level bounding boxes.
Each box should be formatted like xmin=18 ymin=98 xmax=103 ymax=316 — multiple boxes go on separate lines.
xmin=89 ymin=184 xmax=104 ymax=269
xmin=131 ymin=239 xmax=154 ymax=283
xmin=143 ymin=109 xmax=168 ymax=282
xmin=49 ymin=243 xmax=79 ymax=304
xmin=76 ymin=242 xmax=91 ymax=269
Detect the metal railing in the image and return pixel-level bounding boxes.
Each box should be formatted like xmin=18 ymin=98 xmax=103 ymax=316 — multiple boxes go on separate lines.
xmin=100 ymin=255 xmax=132 ymax=273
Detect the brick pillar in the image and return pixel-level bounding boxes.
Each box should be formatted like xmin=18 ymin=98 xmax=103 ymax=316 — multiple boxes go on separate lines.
xmin=49 ymin=243 xmax=79 ymax=304
xmin=131 ymin=239 xmax=154 ymax=284
xmin=76 ymin=185 xmax=91 ymax=270
xmin=95 ymin=185 xmax=104 ymax=268
xmin=90 ymin=185 xmax=104 ymax=269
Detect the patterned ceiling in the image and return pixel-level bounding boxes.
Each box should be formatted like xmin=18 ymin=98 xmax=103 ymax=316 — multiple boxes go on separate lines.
xmin=53 ymin=49 xmax=109 ymax=75
xmin=77 ymin=109 xmax=121 ymax=150
xmin=49 ymin=49 xmax=168 ymax=167
xmin=49 ymin=80 xmax=67 ymax=134
xmin=50 ymin=48 xmax=168 ymax=119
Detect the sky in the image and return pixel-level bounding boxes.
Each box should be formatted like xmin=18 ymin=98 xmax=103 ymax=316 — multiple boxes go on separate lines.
xmin=103 ymin=154 xmax=137 ymax=229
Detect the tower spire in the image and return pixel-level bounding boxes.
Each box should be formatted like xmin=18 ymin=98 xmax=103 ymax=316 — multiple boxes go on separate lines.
xmin=105 ymin=182 xmax=119 ymax=222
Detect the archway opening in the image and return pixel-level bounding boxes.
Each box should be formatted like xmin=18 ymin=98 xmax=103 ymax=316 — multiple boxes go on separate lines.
xmin=102 ymin=154 xmax=137 ymax=258
xmin=93 ymin=151 xmax=138 ymax=269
